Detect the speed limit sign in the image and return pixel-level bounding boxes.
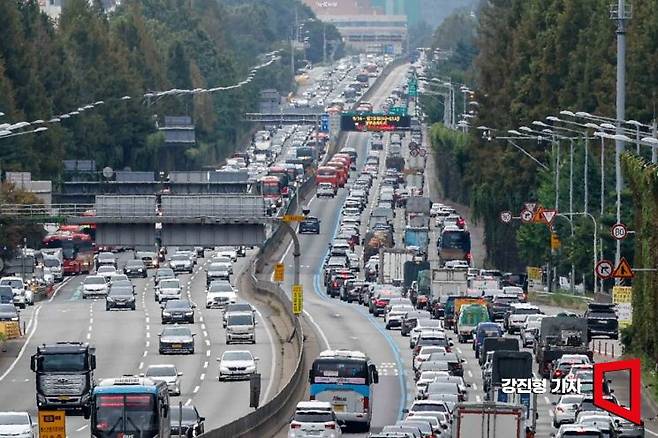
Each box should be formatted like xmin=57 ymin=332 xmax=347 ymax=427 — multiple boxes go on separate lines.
xmin=610 ymin=223 xmax=627 ymax=240
xmin=499 ymin=211 xmax=512 ymax=224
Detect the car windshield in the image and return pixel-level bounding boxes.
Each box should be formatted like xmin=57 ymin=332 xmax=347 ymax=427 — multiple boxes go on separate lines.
xmin=169 ymin=407 xmax=198 ymax=423
xmin=162 ymin=328 xmax=190 ymax=337
xmin=293 ymin=411 xmax=333 ymax=423
xmin=412 ymin=403 xmax=447 ymax=413
xmin=171 ymin=255 xmax=189 ymax=261
xmin=126 ymin=261 xmax=144 ymax=268
xmin=39 ymin=353 xmax=87 ymax=372
xmin=560 ymin=395 xmax=584 ymax=404
xmin=0 ymin=304 xmax=16 ymax=312
xmin=228 ymin=314 xmax=253 ymax=325
xmin=209 ymin=284 xmax=233 ymax=293
xmin=514 ymin=308 xmax=540 ymax=315
xmin=589 ymin=312 xmax=616 ymax=318
xmin=209 ymin=263 xmax=227 ymax=271
xmin=145 ymin=366 xmax=176 ymax=377
xmin=0 ymin=414 xmax=29 ymax=425
xmin=43 ymin=258 xmax=60 ymax=267
xmin=562 ymin=434 xmax=601 ymax=438
xmin=109 ymin=287 xmax=132 ymax=296
xmin=166 ymin=301 xmax=190 ymax=309
xmin=98 ymin=266 xmax=115 ymax=273
xmin=223 ymin=351 xmax=252 ymax=361
xmin=227 ymin=304 xmax=252 ymax=312
xmin=85 ymin=277 xmax=106 ymax=285
xmin=0 ymin=279 xmax=23 ymax=288
xmin=98 ymin=254 xmax=114 ymax=261
xmin=160 ymin=280 xmax=179 ymax=288
xmin=156 ymin=269 xmax=174 ymax=277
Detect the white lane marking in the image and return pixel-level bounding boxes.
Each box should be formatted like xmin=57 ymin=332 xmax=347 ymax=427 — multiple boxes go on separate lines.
xmin=476 ymin=395 xmax=481 ymax=402
xmin=472 ymin=383 xmax=478 ymax=390
xmin=146 ymin=317 xmax=150 ymax=323
xmin=89 ymin=318 xmax=93 ymax=324
xmin=254 ymin=306 xmax=278 ymax=404
xmin=201 ymin=324 xmax=206 ymax=330
xmin=646 ymin=429 xmax=658 ymax=437
xmin=143 ymin=351 xmax=148 ymax=357
xmin=205 ymin=339 xmax=211 ymax=346
xmin=467 ymin=370 xmax=473 ymax=378
xmin=456 ymin=347 xmax=463 ymax=354
xmin=76 ymin=425 xmax=88 ymax=432
xmin=193 ymin=385 xmax=200 ymax=394
xmin=88 ymin=325 xmax=92 ymax=332
xmin=203 ymin=361 xmax=208 ymax=369
xmin=86 ymin=333 xmax=91 ymax=340
xmin=185 ymin=398 xmax=192 ymax=406
xmin=200 ymin=373 xmax=205 ymax=381
xmin=203 ymin=331 xmax=208 ymax=338
xmin=146 ymin=332 xmax=150 ymax=338
xmin=199 ymin=316 xmax=204 ymax=323
xmin=146 ymin=325 xmax=150 ymax=331
xmin=146 ymin=341 xmax=150 ymax=348
xmin=139 ymin=362 xmax=144 ymax=370
xmin=303 ymin=310 xmax=331 ymax=349
xmin=544 ymin=396 xmax=551 ymax=404
xmin=206 ymin=350 xmax=210 ymax=357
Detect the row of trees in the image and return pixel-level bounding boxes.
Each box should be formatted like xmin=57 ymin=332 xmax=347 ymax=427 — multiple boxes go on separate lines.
xmin=426 ymin=0 xmax=657 ymax=280
xmin=0 ymin=0 xmax=341 ymax=178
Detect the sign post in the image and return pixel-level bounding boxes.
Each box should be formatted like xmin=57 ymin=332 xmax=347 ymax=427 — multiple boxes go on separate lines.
xmin=38 ymin=411 xmax=66 ymax=438
xmin=612 ymin=286 xmax=633 ymax=328
xmin=610 ymin=223 xmax=628 ymax=240
xmin=595 ymin=259 xmax=614 ymax=280
xmin=292 ymin=284 xmax=303 ymax=315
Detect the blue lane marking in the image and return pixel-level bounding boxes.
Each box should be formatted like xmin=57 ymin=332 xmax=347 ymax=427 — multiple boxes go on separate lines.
xmin=69 ymin=286 xmax=82 ymax=301
xmin=311 ymin=146 xmax=408 ymax=422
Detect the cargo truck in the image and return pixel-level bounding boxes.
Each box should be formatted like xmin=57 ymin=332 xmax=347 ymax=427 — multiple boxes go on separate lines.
xmin=31 ymin=342 xmax=96 ymax=417
xmin=378 ymin=248 xmax=416 ymax=286
xmin=404 ymin=226 xmax=429 ymax=255
xmin=451 ymin=402 xmax=525 ymax=438
xmin=535 ymin=316 xmax=592 ymax=377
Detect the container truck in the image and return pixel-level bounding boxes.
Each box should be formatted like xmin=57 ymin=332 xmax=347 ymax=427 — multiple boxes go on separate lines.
xmin=451 ymin=402 xmax=525 ymax=438
xmin=378 ymin=248 xmax=416 ymax=286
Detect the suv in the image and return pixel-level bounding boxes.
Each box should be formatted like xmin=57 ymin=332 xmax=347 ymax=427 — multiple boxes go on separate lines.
xmin=225 ymin=312 xmax=256 ymax=344
xmin=299 ymin=216 xmax=321 ymax=234
xmin=317 ymin=182 xmax=335 ymax=198
xmin=0 ymin=277 xmax=32 ymax=308
xmin=156 ymin=278 xmax=182 ymax=303
xmin=504 ymin=303 xmax=541 ymax=334
xmin=96 ymin=252 xmax=117 ymax=269
xmin=288 ymin=401 xmax=342 ymax=438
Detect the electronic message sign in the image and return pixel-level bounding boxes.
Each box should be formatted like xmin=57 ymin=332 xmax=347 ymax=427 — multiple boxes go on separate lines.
xmin=340 ymin=113 xmax=411 ymax=132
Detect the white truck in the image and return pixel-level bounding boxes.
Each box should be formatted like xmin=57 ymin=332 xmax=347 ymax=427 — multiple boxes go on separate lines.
xmin=469 ymin=277 xmax=500 ymax=294
xmin=451 ymin=402 xmax=524 ymax=438
xmin=432 ymin=268 xmax=469 ymax=300
xmin=378 ymin=249 xmax=416 ymax=286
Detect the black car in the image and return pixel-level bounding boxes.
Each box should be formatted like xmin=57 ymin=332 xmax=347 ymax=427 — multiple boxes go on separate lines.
xmin=299 ymin=216 xmax=321 ymax=234
xmin=124 ymin=260 xmax=148 ymax=278
xmin=401 ymin=311 xmax=431 ymax=336
xmin=170 ymin=405 xmax=205 ymax=438
xmin=161 ymin=299 xmax=195 ymax=324
xmin=0 ymin=286 xmax=13 ymax=304
xmin=0 ymin=303 xmax=19 ymax=322
xmin=106 ymin=285 xmax=136 ymax=311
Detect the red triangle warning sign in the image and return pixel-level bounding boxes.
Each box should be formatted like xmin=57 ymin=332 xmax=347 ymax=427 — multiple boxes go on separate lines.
xmin=612 ymin=257 xmax=634 ymax=279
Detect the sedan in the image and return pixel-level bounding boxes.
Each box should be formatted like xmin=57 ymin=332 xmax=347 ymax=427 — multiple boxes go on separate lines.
xmin=217 ymin=350 xmax=258 ymax=381
xmin=552 ymin=394 xmax=585 ymax=428
xmin=206 ymin=263 xmax=230 ymax=286
xmin=82 ymin=275 xmax=109 ymax=299
xmin=156 ymin=278 xmax=182 ymax=303
xmin=169 ymin=254 xmax=193 ymax=273
xmin=206 ymin=282 xmax=237 ymax=309
xmin=159 ymin=326 xmax=195 ymax=354
xmin=161 ymin=299 xmax=195 ymax=324
xmin=0 ymin=304 xmax=19 ymax=322
xmin=124 ymin=260 xmax=147 ymax=278
xmin=143 ymin=364 xmax=182 ymax=395
xmin=154 ymin=267 xmax=175 ymax=286
xmin=106 ymin=286 xmax=136 ymax=311
xmin=170 ymin=405 xmax=205 ymax=438
xmin=0 ymin=412 xmax=35 ymax=438
xmin=96 ymin=265 xmax=117 ymax=281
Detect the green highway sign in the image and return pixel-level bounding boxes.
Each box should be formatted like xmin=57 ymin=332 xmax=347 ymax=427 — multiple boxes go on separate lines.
xmin=389 ymin=106 xmax=407 ymax=116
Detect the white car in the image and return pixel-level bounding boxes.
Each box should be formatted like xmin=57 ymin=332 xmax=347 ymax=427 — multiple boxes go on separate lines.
xmin=317 ymin=183 xmax=335 ymax=198
xmin=96 ymin=265 xmax=117 ymax=281
xmin=143 ymin=364 xmax=182 ymax=395
xmin=413 ymin=346 xmax=448 ymax=372
xmin=0 ymin=412 xmax=35 ymax=438
xmin=215 ymin=248 xmax=238 ymax=262
xmin=0 ymin=277 xmax=32 ymax=308
xmin=156 ymin=278 xmax=182 ymax=303
xmin=169 ymin=254 xmax=193 ymax=273
xmin=288 ymin=401 xmax=342 ymax=438
xmin=552 ymin=394 xmax=585 ymax=427
xmin=206 ymin=282 xmax=237 ymax=309
xmin=82 ymin=275 xmax=109 ymax=299
xmin=210 ymin=256 xmax=233 ymax=274
xmin=217 ymin=350 xmax=258 ymax=381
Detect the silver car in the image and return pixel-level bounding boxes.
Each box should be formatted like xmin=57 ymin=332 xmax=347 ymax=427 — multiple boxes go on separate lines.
xmin=552 ymin=394 xmax=585 ymax=428
xmin=217 ymin=350 xmax=257 ymax=380
xmin=143 ymin=364 xmax=182 ymax=395
xmin=169 ymin=254 xmax=193 ymax=273
xmin=159 ymin=326 xmax=195 ymax=354
xmin=82 ymin=275 xmax=109 ymax=299
xmin=225 ymin=312 xmax=256 ymax=344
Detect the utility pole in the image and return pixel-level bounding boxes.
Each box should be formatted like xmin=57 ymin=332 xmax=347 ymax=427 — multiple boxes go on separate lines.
xmin=322 ymin=24 xmax=327 ymax=65
xmin=652 ymin=120 xmax=657 ymax=163
xmin=611 ymin=0 xmax=631 ymax=267
xmin=291 ymin=7 xmax=298 ymax=78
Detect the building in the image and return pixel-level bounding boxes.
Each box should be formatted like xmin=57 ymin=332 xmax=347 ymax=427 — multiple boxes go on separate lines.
xmin=159 ymin=116 xmax=196 ymax=148
xmin=5 ymin=172 xmax=52 ymax=205
xmin=38 ymin=0 xmax=121 ymax=21
xmin=302 ymin=0 xmax=375 ymax=16
xmin=320 ymin=15 xmax=407 ymax=55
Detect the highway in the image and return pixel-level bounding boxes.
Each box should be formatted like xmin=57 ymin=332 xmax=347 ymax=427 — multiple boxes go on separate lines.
xmin=0 ymin=249 xmax=281 ymax=435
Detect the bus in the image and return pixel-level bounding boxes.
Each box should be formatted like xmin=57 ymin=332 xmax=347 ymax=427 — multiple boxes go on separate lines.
xmin=309 ymin=350 xmax=379 ymax=430
xmin=259 ymin=175 xmax=284 ymax=207
xmin=42 ymin=230 xmax=94 ymax=275
xmin=316 ymin=166 xmax=339 ymax=189
xmin=326 ymin=161 xmax=347 ymax=187
xmin=91 ymin=376 xmax=170 ymax=438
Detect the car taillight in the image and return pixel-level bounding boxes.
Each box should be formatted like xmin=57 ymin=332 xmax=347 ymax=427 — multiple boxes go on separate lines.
xmin=554 ymin=370 xmax=562 ymax=378
xmin=376 ymin=300 xmax=386 ymax=306
xmin=290 ymin=422 xmax=301 ymax=429
xmin=325 ymin=423 xmax=336 ymax=429
xmin=556 ymin=407 xmax=564 ymax=412
xmin=363 ymin=396 xmax=369 ymax=411
xmin=333 ymin=281 xmax=338 ymax=287
xmin=466 ymin=253 xmax=472 ymax=263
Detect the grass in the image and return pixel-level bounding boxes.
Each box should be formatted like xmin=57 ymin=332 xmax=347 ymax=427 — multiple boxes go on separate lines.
xmin=528 ymin=291 xmax=592 ymax=311
xmin=620 ymin=348 xmax=658 ymax=412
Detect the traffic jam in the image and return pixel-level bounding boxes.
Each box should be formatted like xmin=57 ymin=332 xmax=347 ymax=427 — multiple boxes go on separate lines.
xmin=285 ymin=67 xmax=644 ymax=438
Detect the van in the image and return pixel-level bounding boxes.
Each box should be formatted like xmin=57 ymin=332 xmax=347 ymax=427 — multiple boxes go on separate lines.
xmin=225 ymin=312 xmax=256 ymax=344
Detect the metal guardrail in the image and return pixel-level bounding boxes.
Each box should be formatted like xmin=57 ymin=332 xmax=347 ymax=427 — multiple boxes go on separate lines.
xmin=0 ymin=204 xmax=95 ymax=217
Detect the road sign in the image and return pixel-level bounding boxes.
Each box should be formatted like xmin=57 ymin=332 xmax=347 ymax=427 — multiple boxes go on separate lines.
xmin=526 ymin=266 xmax=542 ymax=281
xmin=281 ymin=214 xmax=305 ymax=223
xmin=292 ymin=284 xmax=303 ymax=315
xmin=532 ymin=206 xmax=544 ymax=223
xmin=541 ymin=209 xmax=557 ymax=225
xmin=341 ymin=113 xmax=411 ymax=132
xmin=612 ymin=257 xmax=634 ymax=279
xmin=595 ymin=259 xmax=614 ymax=280
xmin=38 ymin=410 xmax=66 ymax=438
xmin=389 ymin=106 xmax=407 ymax=116
xmin=551 ymin=232 xmax=561 ymax=250
xmin=410 ymin=148 xmax=419 ymax=157
xmin=520 ymin=209 xmax=533 ymax=223
xmin=273 ymin=263 xmax=284 ymax=283
xmin=524 ymin=202 xmax=537 ymax=213
xmin=499 ymin=211 xmax=513 ymax=224
xmin=249 ymin=373 xmax=261 ymax=408
xmin=320 ymin=113 xmax=329 ymax=132
xmin=612 ymin=286 xmax=633 ymax=328
xmin=611 ymin=223 xmax=628 ymax=240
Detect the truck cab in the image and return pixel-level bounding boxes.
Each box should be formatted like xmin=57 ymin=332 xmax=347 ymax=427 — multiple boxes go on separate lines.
xmin=31 ymin=342 xmax=96 ymax=417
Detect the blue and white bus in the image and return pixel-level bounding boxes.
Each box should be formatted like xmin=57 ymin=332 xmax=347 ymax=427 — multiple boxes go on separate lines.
xmin=91 ymin=376 xmax=170 ymax=438
xmin=309 ymin=350 xmax=379 ymax=431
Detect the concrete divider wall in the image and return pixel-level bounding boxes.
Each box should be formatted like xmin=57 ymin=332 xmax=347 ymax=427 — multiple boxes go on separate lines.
xmin=200 ymin=58 xmax=408 ymax=437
